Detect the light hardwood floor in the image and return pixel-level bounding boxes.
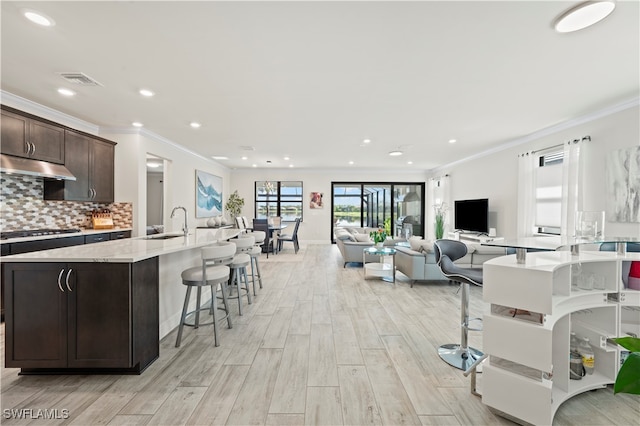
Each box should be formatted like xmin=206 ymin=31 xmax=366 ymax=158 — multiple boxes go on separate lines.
xmin=1 ymin=244 xmax=638 ymax=425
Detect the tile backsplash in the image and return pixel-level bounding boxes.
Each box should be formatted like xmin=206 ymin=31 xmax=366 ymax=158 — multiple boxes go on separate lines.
xmin=1 ymin=174 xmax=132 ymax=230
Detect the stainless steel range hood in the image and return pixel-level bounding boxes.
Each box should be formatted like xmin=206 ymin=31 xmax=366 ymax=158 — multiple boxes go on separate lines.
xmin=0 ymin=154 xmax=76 ymax=181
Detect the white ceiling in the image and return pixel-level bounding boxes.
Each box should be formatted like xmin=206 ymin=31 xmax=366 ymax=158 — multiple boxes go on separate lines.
xmin=1 ymin=1 xmax=638 ymax=171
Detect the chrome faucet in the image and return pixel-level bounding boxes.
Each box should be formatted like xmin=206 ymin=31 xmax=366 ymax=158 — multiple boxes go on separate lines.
xmin=170 ymin=206 xmax=188 ymax=236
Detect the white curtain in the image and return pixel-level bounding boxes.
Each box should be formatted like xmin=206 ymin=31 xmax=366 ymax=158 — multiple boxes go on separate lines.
xmin=517 ymin=151 xmax=536 ymax=237
xmin=560 ymin=138 xmax=588 ymax=237
xmin=428 ymin=175 xmax=450 ymax=240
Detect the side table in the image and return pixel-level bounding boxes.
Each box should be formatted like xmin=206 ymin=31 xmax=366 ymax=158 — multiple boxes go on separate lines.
xmin=363 ymin=246 xmax=397 ymax=283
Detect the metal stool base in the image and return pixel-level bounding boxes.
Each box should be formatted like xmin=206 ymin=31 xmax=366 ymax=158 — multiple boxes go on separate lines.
xmin=438 ymin=344 xmax=484 ymax=371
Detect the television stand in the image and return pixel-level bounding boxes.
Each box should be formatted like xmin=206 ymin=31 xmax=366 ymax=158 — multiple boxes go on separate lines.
xmin=448 ymin=231 xmax=503 ymax=244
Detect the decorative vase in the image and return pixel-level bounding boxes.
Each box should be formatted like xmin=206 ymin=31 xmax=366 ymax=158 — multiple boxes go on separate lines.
xmin=214 ymin=216 xmax=222 ymax=226
xmin=376 ymin=242 xmax=384 ymax=248
xmin=206 ymin=218 xmax=216 ymax=227
xmin=220 ymin=216 xmax=227 ymax=225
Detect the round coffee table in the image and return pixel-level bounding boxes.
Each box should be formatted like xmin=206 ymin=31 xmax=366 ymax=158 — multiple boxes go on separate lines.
xmin=363 ymin=246 xmax=397 ymax=283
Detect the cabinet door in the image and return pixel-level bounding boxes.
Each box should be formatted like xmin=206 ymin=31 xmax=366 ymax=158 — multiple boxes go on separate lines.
xmin=4 ymin=263 xmax=67 ymax=368
xmin=90 ymin=139 xmax=115 ymax=202
xmin=29 ymin=119 xmax=65 ymax=164
xmin=62 ymin=130 xmax=91 ymax=201
xmin=0 ymin=109 xmax=29 ymax=158
xmin=67 ymin=263 xmax=131 ymax=368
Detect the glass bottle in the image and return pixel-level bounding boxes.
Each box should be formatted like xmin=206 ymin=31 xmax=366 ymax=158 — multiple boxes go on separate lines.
xmin=570 ymin=331 xmax=579 ymax=355
xmin=579 ymin=337 xmax=595 ymax=375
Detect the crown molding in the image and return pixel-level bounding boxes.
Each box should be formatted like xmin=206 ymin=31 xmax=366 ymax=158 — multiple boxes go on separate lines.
xmin=0 ymin=90 xmax=99 ymax=134
xmin=430 ymin=96 xmax=640 ymax=175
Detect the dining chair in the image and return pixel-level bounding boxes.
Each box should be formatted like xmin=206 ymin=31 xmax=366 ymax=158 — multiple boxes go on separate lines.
xmin=270 ymin=216 xmax=282 ymax=254
xmin=252 ymin=218 xmax=275 ymax=257
xmin=278 ymin=217 xmax=301 ymax=253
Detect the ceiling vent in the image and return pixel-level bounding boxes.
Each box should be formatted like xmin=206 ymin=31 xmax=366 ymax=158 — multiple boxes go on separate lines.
xmin=57 ymin=72 xmax=103 ymax=86
xmin=239 ymin=145 xmax=255 ymax=151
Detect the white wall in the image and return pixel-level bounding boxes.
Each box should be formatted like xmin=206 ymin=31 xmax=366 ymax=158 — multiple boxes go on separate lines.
xmin=430 ymin=104 xmax=640 ymax=239
xmin=230 ymin=168 xmax=429 ymax=243
xmin=101 ymin=130 xmax=231 ymax=237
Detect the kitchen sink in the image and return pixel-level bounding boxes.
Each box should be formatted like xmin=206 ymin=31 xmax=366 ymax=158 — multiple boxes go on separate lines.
xmin=144 ymin=234 xmax=184 ymax=240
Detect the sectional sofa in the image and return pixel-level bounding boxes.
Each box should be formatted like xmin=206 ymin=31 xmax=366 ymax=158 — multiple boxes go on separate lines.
xmin=333 ymin=227 xmax=405 ymax=267
xmin=395 ymin=238 xmax=512 ymax=285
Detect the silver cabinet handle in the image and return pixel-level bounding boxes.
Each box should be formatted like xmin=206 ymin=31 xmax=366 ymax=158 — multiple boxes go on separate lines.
xmin=90 ymin=188 xmax=96 ymax=199
xmin=30 ymin=142 xmax=36 ymax=155
xmin=57 ymin=269 xmax=65 ymax=292
xmin=65 ymin=268 xmax=73 ymax=292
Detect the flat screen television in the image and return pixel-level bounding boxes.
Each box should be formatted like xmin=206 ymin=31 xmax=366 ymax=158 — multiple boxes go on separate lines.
xmin=454 ymin=198 xmax=489 ymax=234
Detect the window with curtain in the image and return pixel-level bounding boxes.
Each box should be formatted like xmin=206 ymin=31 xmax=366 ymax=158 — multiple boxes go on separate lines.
xmin=255 ymin=181 xmax=303 ymax=221
xmin=534 ymin=150 xmax=563 ymax=235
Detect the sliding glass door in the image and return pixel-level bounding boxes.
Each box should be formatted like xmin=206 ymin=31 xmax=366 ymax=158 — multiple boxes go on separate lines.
xmin=331 ymin=182 xmax=424 ymax=242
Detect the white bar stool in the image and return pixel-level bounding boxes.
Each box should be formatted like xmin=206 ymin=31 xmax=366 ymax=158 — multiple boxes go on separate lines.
xmin=242 ymin=231 xmax=265 ymax=295
xmin=225 ymin=237 xmax=254 ymax=315
xmin=175 ymin=242 xmax=236 ymax=347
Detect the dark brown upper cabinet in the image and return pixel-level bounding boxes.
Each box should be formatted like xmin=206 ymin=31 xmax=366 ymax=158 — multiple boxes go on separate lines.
xmin=45 ymin=130 xmax=115 ymax=202
xmin=1 ymin=108 xmax=65 ymax=164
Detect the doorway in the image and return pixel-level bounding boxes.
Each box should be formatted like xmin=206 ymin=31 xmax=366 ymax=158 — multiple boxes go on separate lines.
xmin=146 ymin=154 xmax=165 ymax=235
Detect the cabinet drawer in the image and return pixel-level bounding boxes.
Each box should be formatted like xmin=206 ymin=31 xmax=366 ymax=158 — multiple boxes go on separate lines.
xmin=84 ymin=234 xmax=109 ymax=244
xmin=484 ymin=262 xmax=564 ymax=314
xmin=110 ymin=231 xmax=131 ymax=240
xmin=484 ymin=314 xmax=553 ymax=372
xmin=483 ymin=363 xmax=552 ymax=426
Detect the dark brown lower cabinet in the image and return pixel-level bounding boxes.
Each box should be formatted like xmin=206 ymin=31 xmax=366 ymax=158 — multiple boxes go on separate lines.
xmin=3 ymin=258 xmax=158 ymax=374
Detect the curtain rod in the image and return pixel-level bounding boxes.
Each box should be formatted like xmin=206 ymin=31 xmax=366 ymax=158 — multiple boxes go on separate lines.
xmin=429 ymin=174 xmax=449 ymax=181
xmin=528 ymin=135 xmax=591 ymax=155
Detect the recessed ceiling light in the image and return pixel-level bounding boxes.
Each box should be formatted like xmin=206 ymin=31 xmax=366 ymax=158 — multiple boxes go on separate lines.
xmin=407 ymin=161 xmax=413 ymax=165
xmin=289 ymin=164 xmax=294 ymax=168
xmin=212 ymin=156 xmax=228 ymax=160
xmin=190 ymin=122 xmax=201 ymax=128
xmin=241 ymin=156 xmax=248 ymax=160
xmin=448 ymin=139 xmax=457 ymax=144
xmin=132 ymin=122 xmax=143 ymax=127
xmin=348 ymin=161 xmax=354 ymax=165
xmin=363 ymin=139 xmax=371 ymax=144
xmin=284 ymin=156 xmax=290 ymax=161
xmin=146 ymin=162 xmax=161 ymax=168
xmin=22 ymin=9 xmax=55 ymax=27
xmin=389 ymin=150 xmax=403 ymax=156
xmin=554 ymin=0 xmax=616 ymax=33
xmin=252 ymin=164 xmax=257 ymax=168
xmin=57 ymin=88 xmax=75 ymax=97
xmin=139 ymin=89 xmax=154 ymax=97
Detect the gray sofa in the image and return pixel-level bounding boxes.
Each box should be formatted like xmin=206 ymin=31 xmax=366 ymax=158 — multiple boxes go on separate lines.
xmin=334 ymin=227 xmax=405 ymax=267
xmin=395 ymin=238 xmax=511 ymax=285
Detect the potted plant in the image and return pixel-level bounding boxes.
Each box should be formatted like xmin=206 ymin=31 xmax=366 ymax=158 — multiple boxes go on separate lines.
xmin=369 ymin=228 xmax=387 ymax=247
xmin=226 ymin=190 xmax=245 ymax=225
xmin=434 ymin=203 xmax=447 ymax=239
xmin=613 ymin=336 xmax=640 ymax=395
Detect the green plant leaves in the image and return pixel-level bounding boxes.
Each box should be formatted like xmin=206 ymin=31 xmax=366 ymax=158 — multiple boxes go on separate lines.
xmin=614 ymin=352 xmax=640 ymax=395
xmin=614 ymin=336 xmax=640 ymax=352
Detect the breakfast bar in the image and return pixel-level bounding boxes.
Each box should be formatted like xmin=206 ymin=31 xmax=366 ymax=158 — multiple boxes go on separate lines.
xmin=1 ymin=228 xmax=240 ymax=374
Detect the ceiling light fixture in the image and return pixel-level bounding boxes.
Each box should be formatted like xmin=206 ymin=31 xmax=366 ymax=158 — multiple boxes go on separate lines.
xmin=348 ymin=161 xmax=354 ymax=165
xmin=252 ymin=164 xmax=257 ymax=168
xmin=389 ymin=150 xmax=403 ymax=156
xmin=554 ymin=1 xmax=616 ymax=33
xmin=132 ymin=122 xmax=143 ymax=127
xmin=448 ymin=139 xmax=457 ymax=144
xmin=284 ymin=156 xmax=290 ymax=161
xmin=57 ymin=88 xmax=75 ymax=97
xmin=289 ymin=164 xmax=294 ymax=168
xmin=212 ymin=156 xmax=228 ymax=160
xmin=241 ymin=156 xmax=248 ymax=160
xmin=363 ymin=139 xmax=371 ymax=144
xmin=146 ymin=162 xmax=161 ymax=168
xmin=407 ymin=161 xmax=413 ymax=165
xmin=139 ymin=89 xmax=154 ymax=97
xmin=190 ymin=122 xmax=201 ymax=128
xmin=22 ymin=9 xmax=55 ymax=27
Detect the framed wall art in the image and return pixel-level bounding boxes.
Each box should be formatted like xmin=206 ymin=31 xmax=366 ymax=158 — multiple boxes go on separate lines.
xmin=195 ymin=170 xmax=223 ymax=218
xmin=310 ymin=191 xmax=323 ymax=209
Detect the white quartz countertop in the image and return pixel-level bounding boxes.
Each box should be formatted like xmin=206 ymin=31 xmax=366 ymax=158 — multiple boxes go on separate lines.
xmin=0 ymin=228 xmax=241 ymax=263
xmin=0 ymin=228 xmax=133 ymax=245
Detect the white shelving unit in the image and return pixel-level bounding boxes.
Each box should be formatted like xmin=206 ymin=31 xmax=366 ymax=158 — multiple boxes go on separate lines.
xmin=481 ymin=250 xmax=640 ymax=425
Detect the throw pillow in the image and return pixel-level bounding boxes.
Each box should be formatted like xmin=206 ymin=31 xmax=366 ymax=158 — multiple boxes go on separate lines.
xmin=354 ymin=234 xmax=371 ymax=243
xmin=418 ymin=240 xmax=434 ymax=254
xmin=409 ymin=237 xmax=423 ymax=251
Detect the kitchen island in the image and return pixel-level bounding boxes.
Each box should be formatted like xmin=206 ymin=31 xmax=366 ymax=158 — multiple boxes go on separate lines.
xmin=1 ymin=228 xmax=240 ymax=374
